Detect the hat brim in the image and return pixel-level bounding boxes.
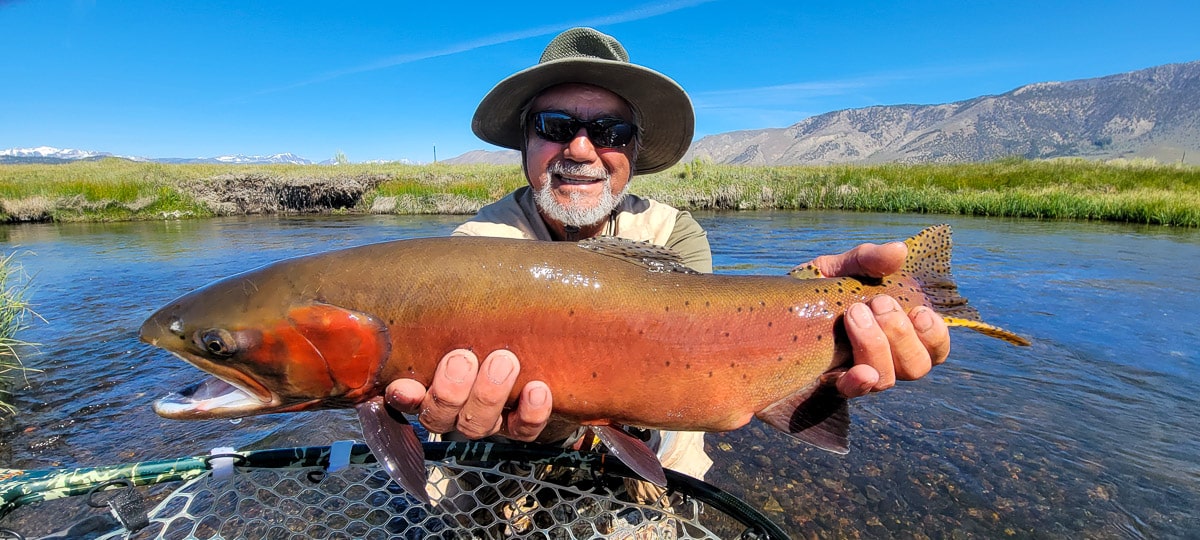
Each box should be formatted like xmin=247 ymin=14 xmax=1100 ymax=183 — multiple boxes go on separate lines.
xmin=472 ymin=57 xmax=694 ymax=175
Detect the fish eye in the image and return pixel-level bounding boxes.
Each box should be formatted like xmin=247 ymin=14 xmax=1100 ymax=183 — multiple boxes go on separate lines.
xmin=199 ymin=329 xmax=238 ymax=358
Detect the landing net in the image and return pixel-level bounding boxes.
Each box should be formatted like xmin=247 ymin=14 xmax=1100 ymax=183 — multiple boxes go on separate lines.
xmin=0 ymin=442 xmax=786 ymax=539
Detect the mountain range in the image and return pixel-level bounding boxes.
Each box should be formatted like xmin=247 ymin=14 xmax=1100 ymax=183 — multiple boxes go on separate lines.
xmin=686 ymin=60 xmax=1199 ymax=165
xmin=0 ymin=147 xmax=324 ymax=166
xmin=6 ymin=61 xmax=1198 ymax=167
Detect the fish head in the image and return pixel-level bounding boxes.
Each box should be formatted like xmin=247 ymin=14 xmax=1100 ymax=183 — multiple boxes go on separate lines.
xmin=140 ymin=269 xmax=390 ymax=420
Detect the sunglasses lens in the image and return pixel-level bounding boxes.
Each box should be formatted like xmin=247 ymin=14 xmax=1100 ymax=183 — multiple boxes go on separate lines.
xmin=533 ymin=112 xmax=635 ymax=148
xmin=534 ymin=113 xmax=578 ymax=143
xmin=592 ymin=121 xmax=634 ymax=148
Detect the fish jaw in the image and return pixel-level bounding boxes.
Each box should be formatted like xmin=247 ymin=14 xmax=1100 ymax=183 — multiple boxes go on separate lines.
xmin=151 ymin=350 xmax=302 ymax=419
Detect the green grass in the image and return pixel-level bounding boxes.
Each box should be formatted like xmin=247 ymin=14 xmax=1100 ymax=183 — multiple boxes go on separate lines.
xmin=633 ymin=158 xmax=1200 ymax=226
xmin=1 ymin=157 xmax=1198 ymax=226
xmin=0 ymin=251 xmax=37 ymax=415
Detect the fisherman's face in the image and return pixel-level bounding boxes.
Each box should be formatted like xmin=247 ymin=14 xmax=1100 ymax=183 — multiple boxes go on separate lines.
xmin=524 ymin=84 xmax=636 ymax=234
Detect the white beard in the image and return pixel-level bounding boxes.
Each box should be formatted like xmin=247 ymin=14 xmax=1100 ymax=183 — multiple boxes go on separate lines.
xmin=533 ymin=162 xmax=628 ymax=229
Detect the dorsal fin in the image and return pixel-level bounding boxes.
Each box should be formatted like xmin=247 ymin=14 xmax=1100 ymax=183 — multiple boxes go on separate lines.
xmin=578 ymin=237 xmax=698 ymax=274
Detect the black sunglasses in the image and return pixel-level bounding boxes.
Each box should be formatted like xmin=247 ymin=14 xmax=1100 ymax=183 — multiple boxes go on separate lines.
xmin=531 ymin=111 xmax=636 ymax=148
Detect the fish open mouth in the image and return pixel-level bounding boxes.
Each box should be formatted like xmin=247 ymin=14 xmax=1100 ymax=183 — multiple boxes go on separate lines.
xmin=153 ymin=377 xmax=272 ymax=419
xmin=153 ymin=353 xmax=277 ymax=419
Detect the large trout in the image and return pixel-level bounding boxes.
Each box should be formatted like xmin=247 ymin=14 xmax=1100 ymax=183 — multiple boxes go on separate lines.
xmin=140 ymin=225 xmax=1027 ymax=501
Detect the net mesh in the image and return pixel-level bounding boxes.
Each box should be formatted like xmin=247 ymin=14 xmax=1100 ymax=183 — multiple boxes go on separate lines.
xmin=96 ymin=458 xmax=757 ymax=540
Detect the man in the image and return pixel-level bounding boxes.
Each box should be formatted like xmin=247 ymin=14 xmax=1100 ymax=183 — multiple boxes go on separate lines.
xmin=385 ymin=27 xmax=950 ymax=480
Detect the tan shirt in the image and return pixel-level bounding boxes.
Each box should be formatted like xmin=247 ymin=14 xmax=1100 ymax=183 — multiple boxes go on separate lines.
xmin=454 ymin=186 xmax=712 ymax=273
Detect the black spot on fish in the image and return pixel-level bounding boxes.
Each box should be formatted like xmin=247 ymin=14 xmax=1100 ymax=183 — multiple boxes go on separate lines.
xmin=723 ymin=331 xmax=731 ymax=338
xmin=817 ymin=334 xmax=823 ymax=341
xmin=686 ymin=363 xmax=692 ymax=370
xmin=664 ymin=306 xmax=670 ymax=312
xmin=665 ymin=360 xmax=671 ymax=367
xmin=708 ymin=371 xmax=714 ymax=378
xmin=705 ymin=301 xmax=711 ymax=307
xmin=777 ymin=355 xmax=783 ymax=362
xmin=592 ymin=372 xmax=597 ymax=378
xmin=737 ymin=307 xmax=742 ymax=313
xmin=569 ymin=309 xmax=574 ymax=316
xmin=792 ymin=335 xmax=798 ymax=342
xmin=685 ymin=300 xmax=691 ymax=306
xmin=767 ymin=321 xmax=773 ymax=327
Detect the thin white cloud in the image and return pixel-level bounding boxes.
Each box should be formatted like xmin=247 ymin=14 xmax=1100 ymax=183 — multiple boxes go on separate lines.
xmin=692 ymin=62 xmax=1020 ymax=110
xmin=243 ymin=0 xmax=717 ymax=99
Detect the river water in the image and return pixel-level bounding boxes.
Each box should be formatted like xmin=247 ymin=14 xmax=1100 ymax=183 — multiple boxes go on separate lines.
xmin=0 ymin=211 xmax=1196 ymax=538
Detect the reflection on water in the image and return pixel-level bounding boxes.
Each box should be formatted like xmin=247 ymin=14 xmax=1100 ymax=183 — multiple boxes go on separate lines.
xmin=1 ymin=211 xmax=1197 ymax=538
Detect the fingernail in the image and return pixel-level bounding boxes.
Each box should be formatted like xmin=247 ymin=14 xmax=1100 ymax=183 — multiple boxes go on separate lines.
xmin=913 ymin=306 xmax=935 ymax=332
xmin=527 ymin=385 xmax=547 ymax=407
xmin=487 ymin=355 xmax=515 ymax=384
xmin=444 ymin=353 xmax=471 ymax=383
xmin=848 ymin=303 xmax=873 ymax=328
xmin=870 ymin=295 xmax=900 ymax=315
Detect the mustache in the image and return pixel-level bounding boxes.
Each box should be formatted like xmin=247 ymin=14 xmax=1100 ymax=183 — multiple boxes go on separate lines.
xmin=547 ymin=161 xmax=611 ymax=181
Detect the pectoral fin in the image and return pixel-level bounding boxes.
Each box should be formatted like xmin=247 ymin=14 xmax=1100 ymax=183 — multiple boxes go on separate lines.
xmin=356 ymin=398 xmax=430 ymax=504
xmin=755 ymin=382 xmax=850 ymax=454
xmin=591 ymin=425 xmax=668 ymax=487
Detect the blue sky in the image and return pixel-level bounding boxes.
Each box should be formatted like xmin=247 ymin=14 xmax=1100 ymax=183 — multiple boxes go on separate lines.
xmin=3 ymin=0 xmax=1198 ymax=163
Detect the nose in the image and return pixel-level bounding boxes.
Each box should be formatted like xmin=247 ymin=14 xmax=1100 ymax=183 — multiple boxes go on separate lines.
xmin=563 ymin=127 xmax=599 ymax=162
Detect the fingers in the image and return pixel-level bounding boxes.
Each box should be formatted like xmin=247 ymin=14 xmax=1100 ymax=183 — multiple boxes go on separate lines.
xmin=811 ymin=241 xmax=907 ymax=279
xmin=911 ymin=304 xmax=951 ymax=367
xmin=845 ymin=300 xmax=896 ymax=391
xmin=385 ymin=378 xmax=435 ymax=413
xmin=387 ymin=349 xmax=552 ymax=442
xmin=835 ymin=364 xmax=881 ymax=398
xmin=504 ymin=381 xmax=553 ymax=442
xmin=417 ymin=349 xmax=481 ymax=434
xmin=454 ymin=350 xmax=521 ymax=438
xmin=844 ymin=295 xmax=948 ymax=395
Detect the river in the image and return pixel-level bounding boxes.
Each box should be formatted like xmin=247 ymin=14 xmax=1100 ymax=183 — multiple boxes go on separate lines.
xmin=0 ymin=211 xmax=1196 ymax=538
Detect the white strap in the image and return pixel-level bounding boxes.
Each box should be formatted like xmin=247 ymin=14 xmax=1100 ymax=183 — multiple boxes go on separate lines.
xmin=328 ymin=440 xmax=355 ymax=472
xmin=209 ymin=446 xmax=237 ymax=481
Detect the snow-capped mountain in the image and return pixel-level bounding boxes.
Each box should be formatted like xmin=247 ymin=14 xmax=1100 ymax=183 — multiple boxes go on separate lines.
xmin=0 ymin=147 xmax=316 ymax=165
xmin=0 ymin=146 xmax=123 ymax=163
xmin=156 ymin=153 xmax=313 ymax=165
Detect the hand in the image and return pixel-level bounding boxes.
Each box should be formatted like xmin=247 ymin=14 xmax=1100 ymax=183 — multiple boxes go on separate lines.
xmin=809 ymin=241 xmax=951 ymax=397
xmin=384 ymin=349 xmax=553 ymax=442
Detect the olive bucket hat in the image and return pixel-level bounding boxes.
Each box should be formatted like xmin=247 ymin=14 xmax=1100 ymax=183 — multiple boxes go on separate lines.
xmin=471 ymin=27 xmax=694 ymax=175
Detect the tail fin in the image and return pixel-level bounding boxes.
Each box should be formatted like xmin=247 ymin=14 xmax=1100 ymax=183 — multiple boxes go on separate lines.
xmin=904 ymin=225 xmax=1030 ymax=347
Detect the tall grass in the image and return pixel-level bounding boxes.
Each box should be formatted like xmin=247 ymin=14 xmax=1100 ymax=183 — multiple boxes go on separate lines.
xmin=366 ymin=163 xmax=526 ymax=214
xmin=634 ymin=158 xmax=1200 ymax=226
xmin=0 ymin=251 xmax=37 ymax=415
xmin=2 ymin=157 xmax=1198 ymax=226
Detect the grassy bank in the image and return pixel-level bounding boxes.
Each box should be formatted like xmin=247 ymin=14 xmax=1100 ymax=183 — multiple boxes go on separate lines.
xmin=1 ymin=157 xmax=1198 ymax=226
xmin=0 ymin=251 xmax=35 ymax=414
